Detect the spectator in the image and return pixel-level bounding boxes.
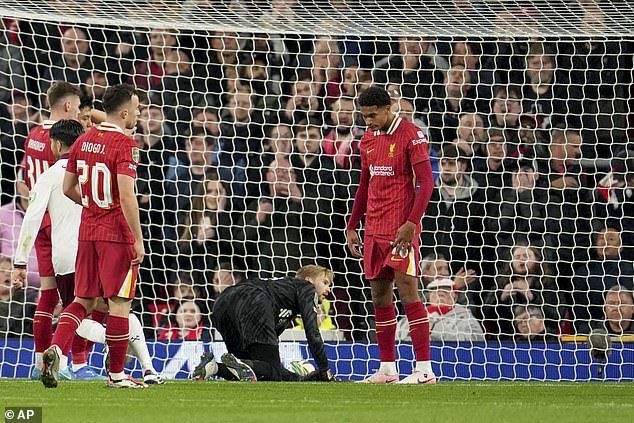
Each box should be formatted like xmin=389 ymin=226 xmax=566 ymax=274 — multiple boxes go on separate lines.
xmin=420 ymin=253 xmax=477 ymax=291
xmin=374 ymin=36 xmax=444 ymax=113
xmin=0 ymin=91 xmax=33 ymax=203
xmin=164 ymin=127 xmax=215 ymax=245
xmin=529 ymin=127 xmax=593 ymax=278
xmin=450 ymin=41 xmax=496 ymax=114
xmin=572 ymin=224 xmax=634 ymax=334
xmin=512 ymin=305 xmax=556 ymax=341
xmin=158 ymin=299 xmax=211 ymax=341
xmin=83 ymin=68 xmax=108 ymax=110
xmin=263 ymin=122 xmax=293 ymax=156
xmin=178 ymin=171 xmax=235 ymax=272
xmin=421 ymin=144 xmax=485 ymax=272
xmin=601 ymin=286 xmax=634 ymax=336
xmin=289 ymin=121 xmax=337 ymax=263
xmin=594 ymin=149 xmax=634 ymax=261
xmin=129 ymin=28 xmax=178 ymax=91
xmin=234 ymin=156 xmax=315 ymax=278
xmin=455 ymin=112 xmax=485 ymax=157
xmin=41 ymin=27 xmax=91 ymax=93
xmin=428 ymin=64 xmax=476 ymax=146
xmin=211 ymin=262 xmax=245 ymax=297
xmin=0 ymin=256 xmax=36 ymax=336
xmin=217 ymin=88 xmax=265 ymax=210
xmin=520 ymin=42 xmax=581 ymax=129
xmin=283 ymin=72 xmax=324 ymax=124
xmin=322 ymin=96 xmax=362 ymax=170
xmin=488 ymin=85 xmax=523 ymax=153
xmin=151 ymin=49 xmax=206 ymax=128
xmin=482 ymin=241 xmax=563 ymax=339
xmin=398 ymin=277 xmax=484 ymax=342
xmin=0 ymin=181 xmax=39 ymax=287
xmin=485 ymin=157 xmax=548 ymax=248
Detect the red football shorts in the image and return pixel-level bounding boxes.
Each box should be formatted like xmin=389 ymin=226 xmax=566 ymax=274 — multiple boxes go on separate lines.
xmin=363 ymin=234 xmax=420 ymax=281
xmin=34 ymin=213 xmax=55 ymax=277
xmin=75 ymin=240 xmax=138 ymax=300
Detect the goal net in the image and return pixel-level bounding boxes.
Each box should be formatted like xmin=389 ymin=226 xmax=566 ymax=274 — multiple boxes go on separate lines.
xmin=1 ymin=0 xmax=633 ymax=381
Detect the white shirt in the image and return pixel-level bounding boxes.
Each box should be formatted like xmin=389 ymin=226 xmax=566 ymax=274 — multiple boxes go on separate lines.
xmin=14 ymin=158 xmax=81 ymax=275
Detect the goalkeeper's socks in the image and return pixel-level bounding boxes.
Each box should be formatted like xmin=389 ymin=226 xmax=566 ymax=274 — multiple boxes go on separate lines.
xmin=404 ymin=301 xmax=431 ymax=361
xmin=374 ymin=305 xmax=397 ymax=362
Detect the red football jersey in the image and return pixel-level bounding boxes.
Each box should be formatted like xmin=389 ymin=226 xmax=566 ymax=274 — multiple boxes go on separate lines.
xmin=22 ymin=120 xmax=57 ymax=190
xmin=359 ymin=116 xmax=430 ymax=236
xmin=66 ymin=123 xmax=139 ymax=243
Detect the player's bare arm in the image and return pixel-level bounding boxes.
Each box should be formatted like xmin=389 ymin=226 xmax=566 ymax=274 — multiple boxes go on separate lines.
xmin=63 ymin=171 xmax=82 ymax=206
xmin=118 ymin=173 xmax=144 ymax=265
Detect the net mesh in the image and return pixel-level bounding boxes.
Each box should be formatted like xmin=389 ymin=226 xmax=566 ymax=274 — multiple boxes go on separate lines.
xmin=1 ymin=0 xmax=633 ymax=381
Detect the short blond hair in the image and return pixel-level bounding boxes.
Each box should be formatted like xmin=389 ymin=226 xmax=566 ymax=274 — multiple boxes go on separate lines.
xmin=296 ymin=265 xmax=334 ymax=285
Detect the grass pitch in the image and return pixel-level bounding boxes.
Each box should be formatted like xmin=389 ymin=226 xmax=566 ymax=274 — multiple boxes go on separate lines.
xmin=0 ymin=380 xmax=632 ymax=423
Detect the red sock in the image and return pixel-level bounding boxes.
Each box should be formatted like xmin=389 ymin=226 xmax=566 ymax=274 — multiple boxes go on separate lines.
xmin=374 ymin=305 xmax=397 ymax=362
xmin=51 ymin=302 xmax=87 ymax=356
xmin=71 ymin=335 xmax=89 ymax=366
xmin=33 ymin=289 xmax=59 ymax=353
xmin=83 ymin=310 xmax=108 ymax=358
xmin=404 ymin=301 xmax=431 ymax=361
xmin=105 ymin=315 xmax=129 ymax=374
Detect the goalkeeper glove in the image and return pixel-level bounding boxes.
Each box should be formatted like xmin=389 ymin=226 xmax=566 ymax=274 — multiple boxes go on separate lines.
xmin=302 ymin=368 xmax=336 ymax=382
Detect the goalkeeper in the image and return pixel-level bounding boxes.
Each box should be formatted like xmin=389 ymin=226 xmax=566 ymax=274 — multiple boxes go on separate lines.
xmin=193 ymin=265 xmax=336 ymax=382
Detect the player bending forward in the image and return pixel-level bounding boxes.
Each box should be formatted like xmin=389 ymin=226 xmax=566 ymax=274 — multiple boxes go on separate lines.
xmin=40 ymin=84 xmax=147 ymax=388
xmin=346 ymin=86 xmax=436 ymax=384
xmin=193 ymin=265 xmax=336 ymax=382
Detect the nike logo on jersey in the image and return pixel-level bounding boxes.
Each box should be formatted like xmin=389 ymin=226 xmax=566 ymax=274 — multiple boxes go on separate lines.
xmin=366 ymin=148 xmax=375 ymax=154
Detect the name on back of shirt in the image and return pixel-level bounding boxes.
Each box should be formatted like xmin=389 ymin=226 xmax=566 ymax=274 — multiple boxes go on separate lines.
xmin=81 ymin=142 xmax=106 ymax=154
xmin=27 ymin=138 xmax=46 ymax=152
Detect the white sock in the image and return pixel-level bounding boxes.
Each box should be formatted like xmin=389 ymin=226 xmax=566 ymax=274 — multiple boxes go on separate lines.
xmin=35 ymin=352 xmax=43 ymax=369
xmin=109 ymin=371 xmax=126 ymax=380
xmin=127 ymin=313 xmax=155 ymax=373
xmin=378 ymin=361 xmax=397 ymax=375
xmin=415 ymin=360 xmax=433 ymax=374
xmin=76 ymin=319 xmax=106 ymax=343
xmin=60 ymin=354 xmax=68 ymax=370
xmin=72 ymin=362 xmax=87 ymax=372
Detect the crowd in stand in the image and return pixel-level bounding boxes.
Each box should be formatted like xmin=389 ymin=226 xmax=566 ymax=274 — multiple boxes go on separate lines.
xmin=1 ymin=12 xmax=634 ymax=342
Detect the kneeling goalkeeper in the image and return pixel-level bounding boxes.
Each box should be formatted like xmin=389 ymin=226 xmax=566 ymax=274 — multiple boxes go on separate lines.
xmin=193 ymin=265 xmax=335 ymax=382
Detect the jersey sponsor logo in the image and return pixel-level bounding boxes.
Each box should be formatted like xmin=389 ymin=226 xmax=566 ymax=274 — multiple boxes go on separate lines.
xmin=369 ymin=164 xmax=395 ymax=177
xmin=27 ymin=138 xmax=47 ymax=152
xmin=389 ymin=143 xmax=396 ymax=158
xmin=411 ymin=137 xmax=428 ymax=146
xmin=417 ymin=130 xmax=425 ymax=138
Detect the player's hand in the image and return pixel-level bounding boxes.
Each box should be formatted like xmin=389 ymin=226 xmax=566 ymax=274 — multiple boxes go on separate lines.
xmin=453 ymin=267 xmax=477 ymax=290
xmin=346 ymin=229 xmax=363 ymax=258
xmin=302 ymin=369 xmax=336 ymax=382
xmin=11 ymin=267 xmax=27 ymax=289
xmin=392 ymin=221 xmax=416 ymax=257
xmin=132 ymin=240 xmax=145 ymax=266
